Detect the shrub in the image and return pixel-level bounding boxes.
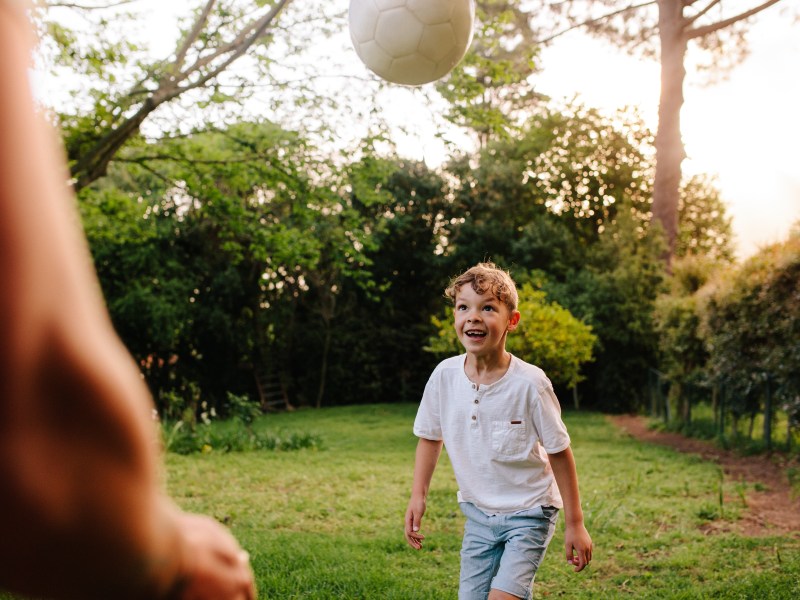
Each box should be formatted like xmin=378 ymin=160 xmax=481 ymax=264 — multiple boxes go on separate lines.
xmin=162 ymin=419 xmax=322 ymax=455
xmin=693 ymin=230 xmax=800 ymax=441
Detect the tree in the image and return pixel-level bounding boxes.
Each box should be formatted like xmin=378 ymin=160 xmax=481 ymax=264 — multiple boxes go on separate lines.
xmin=296 ymin=176 xmax=381 ymax=409
xmin=346 ymin=155 xmax=454 ymax=404
xmin=677 ymin=174 xmax=735 ymax=261
xmin=527 ymin=0 xmax=791 ymax=263
xmin=445 ymin=103 xmax=655 ymax=270
xmin=443 ymin=105 xmax=665 ymax=410
xmin=653 ymin=255 xmax=719 ymax=424
xmin=507 ymin=284 xmax=596 ymax=390
xmin=437 ymin=0 xmax=546 ymax=146
xmin=79 ymin=120 xmax=342 ymax=413
xmin=34 ymin=0 xmax=349 ymax=191
xmin=543 ymin=210 xmax=666 ymax=412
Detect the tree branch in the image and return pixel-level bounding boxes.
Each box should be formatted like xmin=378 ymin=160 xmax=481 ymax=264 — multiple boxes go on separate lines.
xmin=535 ymin=1 xmax=658 ymax=45
xmin=687 ymin=0 xmax=782 ymax=39
xmin=155 ymin=0 xmax=289 ymax=103
xmin=171 ymin=0 xmax=217 ymax=77
xmin=121 ymin=158 xmax=172 ymax=185
xmin=71 ymin=98 xmax=154 ymax=190
xmin=45 ymin=1 xmax=137 ymax=9
xmin=119 ymin=154 xmax=270 ymax=166
xmin=175 ymin=0 xmax=290 ymax=87
xmin=685 ymin=0 xmax=722 ymax=27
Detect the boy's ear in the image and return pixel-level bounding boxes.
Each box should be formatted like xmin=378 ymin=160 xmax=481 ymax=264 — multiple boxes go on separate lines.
xmin=507 ymin=310 xmax=521 ymax=331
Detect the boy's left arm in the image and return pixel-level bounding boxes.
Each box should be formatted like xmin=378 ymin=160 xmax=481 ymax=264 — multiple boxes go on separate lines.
xmin=548 ymin=447 xmax=593 ymax=572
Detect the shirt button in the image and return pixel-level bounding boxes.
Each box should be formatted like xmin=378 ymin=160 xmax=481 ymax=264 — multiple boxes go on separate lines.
xmin=471 ymin=415 xmax=477 ymax=420
xmin=471 ymin=384 xmax=477 ymax=390
xmin=474 ymin=399 xmax=479 ymax=404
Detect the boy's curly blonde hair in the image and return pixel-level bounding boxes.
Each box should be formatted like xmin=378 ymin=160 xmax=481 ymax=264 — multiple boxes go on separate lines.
xmin=444 ymin=262 xmax=519 ymax=312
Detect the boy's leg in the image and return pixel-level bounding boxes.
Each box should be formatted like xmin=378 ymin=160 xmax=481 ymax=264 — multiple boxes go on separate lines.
xmin=488 ymin=590 xmax=522 ymax=600
xmin=490 ymin=506 xmax=559 ymax=600
xmin=458 ymin=503 xmax=502 ymax=600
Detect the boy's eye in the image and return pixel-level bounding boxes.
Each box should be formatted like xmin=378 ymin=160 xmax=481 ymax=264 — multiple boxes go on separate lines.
xmin=482 ymin=305 xmax=495 ymax=311
xmin=456 ymin=305 xmax=467 ymax=311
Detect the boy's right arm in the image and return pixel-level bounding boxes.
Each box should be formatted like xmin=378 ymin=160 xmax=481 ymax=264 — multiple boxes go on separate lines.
xmin=404 ymin=438 xmax=443 ymax=550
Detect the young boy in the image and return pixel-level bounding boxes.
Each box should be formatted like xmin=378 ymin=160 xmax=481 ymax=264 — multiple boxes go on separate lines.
xmin=404 ymin=263 xmax=592 ymax=600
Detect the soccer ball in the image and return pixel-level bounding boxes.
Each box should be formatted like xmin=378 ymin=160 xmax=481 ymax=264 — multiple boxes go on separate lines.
xmin=349 ymin=0 xmax=475 ymax=86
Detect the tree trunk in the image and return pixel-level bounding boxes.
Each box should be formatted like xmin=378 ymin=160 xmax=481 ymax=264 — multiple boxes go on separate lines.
xmin=682 ymin=388 xmax=691 ymax=425
xmin=315 ymin=322 xmax=331 ymax=409
xmin=71 ymin=99 xmax=155 ymax=191
xmin=653 ymin=0 xmax=688 ymax=267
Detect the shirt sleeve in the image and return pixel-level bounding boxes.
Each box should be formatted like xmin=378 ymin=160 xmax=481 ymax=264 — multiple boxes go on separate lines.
xmin=413 ymin=369 xmax=442 ymax=440
xmin=531 ymin=379 xmax=571 ymax=454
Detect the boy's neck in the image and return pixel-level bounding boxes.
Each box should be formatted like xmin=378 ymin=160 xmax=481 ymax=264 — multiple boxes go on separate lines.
xmin=464 ymin=351 xmax=512 ymax=387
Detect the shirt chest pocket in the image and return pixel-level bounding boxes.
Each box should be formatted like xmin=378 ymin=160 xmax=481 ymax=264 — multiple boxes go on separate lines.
xmin=491 ymin=420 xmax=529 ymax=459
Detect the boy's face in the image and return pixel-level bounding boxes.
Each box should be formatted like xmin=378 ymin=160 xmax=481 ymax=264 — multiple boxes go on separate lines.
xmin=453 ymin=285 xmax=520 ymax=359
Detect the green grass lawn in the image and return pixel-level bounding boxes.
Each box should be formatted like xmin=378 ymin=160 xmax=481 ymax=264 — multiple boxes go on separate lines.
xmin=3 ymin=405 xmax=799 ymax=598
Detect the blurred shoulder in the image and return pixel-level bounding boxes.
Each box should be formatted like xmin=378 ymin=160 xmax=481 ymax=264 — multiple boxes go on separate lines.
xmin=0 ymin=0 xmax=34 ymax=46
xmin=0 ymin=0 xmax=30 ymax=17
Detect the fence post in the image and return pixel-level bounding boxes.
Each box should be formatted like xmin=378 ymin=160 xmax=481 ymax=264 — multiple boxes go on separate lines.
xmin=685 ymin=382 xmax=691 ymax=426
xmin=649 ymin=370 xmax=657 ymax=418
xmin=763 ymin=374 xmax=773 ymax=452
xmin=712 ymin=384 xmax=719 ymax=431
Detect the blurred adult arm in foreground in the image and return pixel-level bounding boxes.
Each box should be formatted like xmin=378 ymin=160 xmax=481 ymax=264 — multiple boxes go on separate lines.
xmin=0 ymin=3 xmax=255 ymax=598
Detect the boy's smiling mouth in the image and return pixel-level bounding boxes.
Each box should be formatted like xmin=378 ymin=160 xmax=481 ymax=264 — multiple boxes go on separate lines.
xmin=465 ymin=329 xmax=486 ymax=338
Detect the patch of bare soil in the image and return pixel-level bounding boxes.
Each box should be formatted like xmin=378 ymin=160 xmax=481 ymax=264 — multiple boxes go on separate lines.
xmin=609 ymin=414 xmax=800 ymax=537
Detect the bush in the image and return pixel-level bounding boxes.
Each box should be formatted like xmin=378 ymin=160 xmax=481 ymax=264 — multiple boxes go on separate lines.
xmin=698 ymin=232 xmax=800 ymax=430
xmin=162 ymin=419 xmax=322 ymax=455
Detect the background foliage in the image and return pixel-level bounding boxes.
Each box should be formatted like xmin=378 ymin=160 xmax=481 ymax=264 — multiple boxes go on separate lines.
xmin=34 ymin=1 xmax=797 ymax=446
xmin=76 ymin=103 xmax=681 ymax=417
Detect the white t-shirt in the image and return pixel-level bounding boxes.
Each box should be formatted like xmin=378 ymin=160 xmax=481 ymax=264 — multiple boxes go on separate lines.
xmin=413 ymin=354 xmax=571 ymax=515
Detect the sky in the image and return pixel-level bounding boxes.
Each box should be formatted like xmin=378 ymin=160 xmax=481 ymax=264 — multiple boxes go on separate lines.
xmin=51 ymin=0 xmax=800 ymax=260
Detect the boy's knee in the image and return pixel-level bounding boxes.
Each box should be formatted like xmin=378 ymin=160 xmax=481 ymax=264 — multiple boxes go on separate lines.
xmin=488 ymin=589 xmax=523 ymax=600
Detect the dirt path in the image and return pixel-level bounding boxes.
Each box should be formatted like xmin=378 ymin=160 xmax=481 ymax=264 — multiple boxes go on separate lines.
xmin=609 ymin=414 xmax=800 ymax=537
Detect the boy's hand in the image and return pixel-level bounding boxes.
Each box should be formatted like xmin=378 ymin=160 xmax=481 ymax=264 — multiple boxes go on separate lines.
xmin=564 ymin=523 xmax=593 ymax=572
xmin=404 ymin=496 xmax=427 ymax=550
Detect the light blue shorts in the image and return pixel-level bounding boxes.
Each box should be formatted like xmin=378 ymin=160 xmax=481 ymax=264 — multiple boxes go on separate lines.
xmin=458 ymin=502 xmax=559 ymax=600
